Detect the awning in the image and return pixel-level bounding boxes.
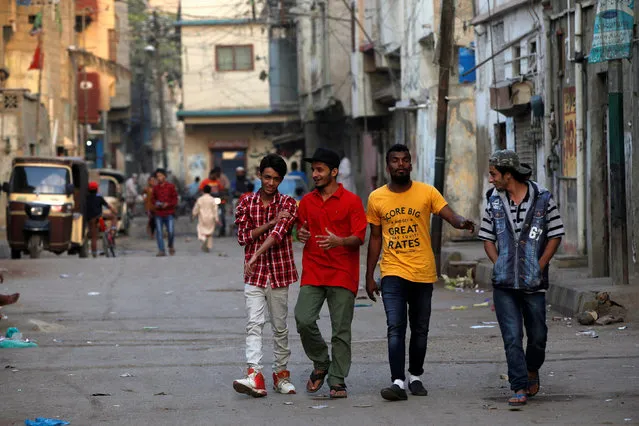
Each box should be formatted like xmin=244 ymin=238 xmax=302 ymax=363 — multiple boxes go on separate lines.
xmin=76 ymin=0 xmax=99 ymax=15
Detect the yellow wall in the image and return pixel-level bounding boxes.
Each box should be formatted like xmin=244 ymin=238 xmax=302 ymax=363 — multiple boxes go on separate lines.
xmin=81 ymin=0 xmax=116 ymax=112
xmin=1 ymin=0 xmax=76 ymax=145
xmin=181 ymin=24 xmax=270 ymax=111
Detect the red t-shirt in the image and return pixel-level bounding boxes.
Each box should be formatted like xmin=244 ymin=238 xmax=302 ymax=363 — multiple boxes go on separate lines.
xmin=297 ymin=184 xmax=367 ymax=294
xmin=199 ymin=178 xmax=224 ymax=193
xmin=151 ymin=182 xmax=178 ymax=217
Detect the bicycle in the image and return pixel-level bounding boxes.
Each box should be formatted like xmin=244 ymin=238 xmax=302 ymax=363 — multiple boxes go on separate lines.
xmin=99 ymin=217 xmax=117 ymax=258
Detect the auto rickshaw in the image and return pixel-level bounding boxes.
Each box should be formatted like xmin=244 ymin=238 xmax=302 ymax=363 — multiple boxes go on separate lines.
xmin=2 ymin=157 xmax=89 ymax=259
xmin=97 ymin=169 xmax=130 ymax=235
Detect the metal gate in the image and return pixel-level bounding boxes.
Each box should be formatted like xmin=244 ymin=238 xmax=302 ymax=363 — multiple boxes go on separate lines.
xmin=514 ymin=113 xmax=537 ymax=179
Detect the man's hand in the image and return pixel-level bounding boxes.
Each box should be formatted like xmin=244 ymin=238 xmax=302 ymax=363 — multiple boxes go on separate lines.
xmin=245 ymin=255 xmax=258 ymax=277
xmin=316 ymin=228 xmax=343 ymax=250
xmin=298 ymin=222 xmax=311 ymax=244
xmin=366 ymin=276 xmax=379 ymax=302
xmin=269 ymin=210 xmax=291 ymax=228
xmin=458 ymin=217 xmax=476 ymax=233
xmin=539 ymin=259 xmax=548 ymax=270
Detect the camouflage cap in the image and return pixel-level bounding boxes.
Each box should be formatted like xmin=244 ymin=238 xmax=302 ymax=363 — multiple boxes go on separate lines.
xmin=489 ymin=149 xmax=532 ymax=175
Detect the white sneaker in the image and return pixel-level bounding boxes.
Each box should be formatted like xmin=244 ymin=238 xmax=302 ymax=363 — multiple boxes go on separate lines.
xmin=273 ymin=370 xmax=296 ymax=394
xmin=233 ymin=367 xmax=267 ymax=398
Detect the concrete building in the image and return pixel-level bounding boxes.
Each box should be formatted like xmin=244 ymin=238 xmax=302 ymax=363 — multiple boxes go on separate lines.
xmin=177 ymin=0 xmax=300 ymax=186
xmin=293 ymin=0 xmax=354 ymax=178
xmin=349 ymin=0 xmax=481 ymax=241
xmin=73 ymin=0 xmax=131 ymax=170
xmin=473 ymin=0 xmax=638 ymax=285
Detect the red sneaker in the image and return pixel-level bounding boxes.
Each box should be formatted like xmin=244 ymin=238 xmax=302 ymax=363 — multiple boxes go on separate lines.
xmin=233 ymin=368 xmax=267 ymax=398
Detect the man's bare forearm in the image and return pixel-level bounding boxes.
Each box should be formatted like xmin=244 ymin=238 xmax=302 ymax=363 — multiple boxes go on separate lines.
xmin=250 ymin=222 xmax=273 ymax=240
xmin=483 ymin=241 xmax=498 ymax=264
xmin=366 ymin=235 xmax=382 ymax=279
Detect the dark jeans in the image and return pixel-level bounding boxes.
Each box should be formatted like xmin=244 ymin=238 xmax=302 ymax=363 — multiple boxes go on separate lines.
xmin=381 ymin=276 xmax=433 ymax=382
xmin=493 ymin=288 xmax=547 ymax=391
xmin=155 ymin=215 xmax=175 ymax=253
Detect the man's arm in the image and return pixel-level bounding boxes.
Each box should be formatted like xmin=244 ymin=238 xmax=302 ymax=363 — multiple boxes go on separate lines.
xmin=316 ymin=198 xmax=367 ymax=249
xmin=365 ymin=223 xmax=383 ymax=301
xmin=438 ymin=205 xmax=475 ymax=232
xmin=539 ymin=237 xmax=561 ymax=269
xmin=483 ymin=241 xmax=498 ymax=264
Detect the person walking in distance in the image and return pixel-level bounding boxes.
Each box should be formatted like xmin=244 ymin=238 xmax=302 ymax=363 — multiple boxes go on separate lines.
xmin=233 ymin=154 xmax=299 ymax=397
xmin=295 ymin=148 xmax=367 ymax=399
xmin=478 ymin=150 xmax=564 ymax=406
xmin=192 ymin=184 xmax=220 ymax=253
xmin=125 ymin=173 xmax=139 ymax=216
xmin=365 ymin=144 xmax=475 ymax=401
xmin=143 ymin=175 xmax=157 ymax=239
xmin=151 ymin=168 xmax=178 ymax=257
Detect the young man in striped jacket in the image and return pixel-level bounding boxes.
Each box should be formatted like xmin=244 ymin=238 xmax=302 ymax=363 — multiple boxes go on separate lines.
xmin=478 ymin=150 xmax=565 ymax=407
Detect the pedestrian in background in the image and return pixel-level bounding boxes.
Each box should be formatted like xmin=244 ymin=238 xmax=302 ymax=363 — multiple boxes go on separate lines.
xmin=296 ymin=148 xmax=367 ymax=399
xmin=143 ymin=175 xmax=157 ymax=239
xmin=337 ymin=150 xmax=355 ymax=193
xmin=151 ymin=168 xmax=178 ymax=257
xmin=125 ymin=173 xmax=139 ymax=216
xmin=365 ymin=144 xmax=475 ymax=402
xmin=233 ymin=154 xmax=299 ymax=398
xmin=192 ymin=184 xmax=219 ymax=253
xmin=478 ymin=150 xmax=564 ymax=406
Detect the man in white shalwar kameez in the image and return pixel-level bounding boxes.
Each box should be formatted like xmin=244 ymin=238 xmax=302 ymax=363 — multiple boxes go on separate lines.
xmin=337 ymin=150 xmax=356 ymax=193
xmin=192 ymin=184 xmax=220 ymax=252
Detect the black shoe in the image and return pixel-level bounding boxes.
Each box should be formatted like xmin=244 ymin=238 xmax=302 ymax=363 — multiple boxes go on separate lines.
xmin=380 ymin=384 xmax=408 ymax=401
xmin=408 ymin=380 xmax=428 ymax=396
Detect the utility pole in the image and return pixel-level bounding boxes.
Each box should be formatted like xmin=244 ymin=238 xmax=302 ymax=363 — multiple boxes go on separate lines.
xmin=33 ymin=2 xmax=46 ymax=156
xmin=431 ymin=0 xmax=455 ymax=272
xmin=608 ymin=59 xmax=629 ymax=285
xmin=152 ymin=10 xmax=169 ymax=169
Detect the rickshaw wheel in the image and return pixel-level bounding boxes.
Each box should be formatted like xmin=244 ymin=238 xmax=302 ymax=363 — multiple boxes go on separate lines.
xmin=28 ymin=235 xmax=42 ymax=259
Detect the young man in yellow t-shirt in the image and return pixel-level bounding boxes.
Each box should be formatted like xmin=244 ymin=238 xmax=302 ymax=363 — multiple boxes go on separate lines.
xmin=365 ymin=144 xmax=475 ymax=401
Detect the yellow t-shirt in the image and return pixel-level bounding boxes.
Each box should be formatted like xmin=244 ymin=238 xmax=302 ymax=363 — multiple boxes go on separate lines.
xmin=366 ymin=181 xmax=448 ymax=283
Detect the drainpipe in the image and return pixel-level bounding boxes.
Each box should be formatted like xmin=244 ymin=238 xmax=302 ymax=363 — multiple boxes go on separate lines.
xmin=575 ymin=2 xmax=586 ymax=254
xmin=543 ymin=13 xmax=553 ymax=190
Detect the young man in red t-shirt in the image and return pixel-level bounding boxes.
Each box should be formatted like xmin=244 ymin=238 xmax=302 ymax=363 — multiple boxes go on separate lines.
xmin=295 ymin=148 xmax=367 ymax=399
xmin=151 ymin=168 xmax=178 ymax=256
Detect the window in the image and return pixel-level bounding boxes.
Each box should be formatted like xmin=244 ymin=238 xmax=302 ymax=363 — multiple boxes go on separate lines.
xmin=215 ymin=45 xmax=254 ymax=71
xmin=11 ymin=166 xmax=70 ymax=195
xmin=528 ymin=39 xmax=537 ymax=73
xmin=512 ymin=45 xmax=521 ymax=76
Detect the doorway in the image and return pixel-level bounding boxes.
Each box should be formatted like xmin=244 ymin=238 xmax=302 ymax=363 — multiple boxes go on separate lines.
xmin=211 ymin=150 xmax=246 ymax=180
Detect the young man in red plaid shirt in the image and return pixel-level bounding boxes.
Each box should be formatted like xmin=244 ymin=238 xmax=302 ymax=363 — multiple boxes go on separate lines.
xmin=233 ymin=154 xmax=299 ymax=397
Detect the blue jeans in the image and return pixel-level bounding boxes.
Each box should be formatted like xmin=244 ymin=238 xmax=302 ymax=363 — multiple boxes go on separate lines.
xmin=493 ymin=288 xmax=547 ymax=391
xmin=155 ymin=215 xmax=175 ymax=253
xmin=381 ymin=276 xmax=433 ymax=382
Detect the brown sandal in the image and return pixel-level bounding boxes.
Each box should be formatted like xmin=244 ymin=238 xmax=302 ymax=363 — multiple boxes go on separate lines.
xmin=329 ymin=384 xmax=347 ymax=399
xmin=527 ymin=371 xmax=540 ymax=397
xmin=306 ymin=368 xmax=328 ymax=393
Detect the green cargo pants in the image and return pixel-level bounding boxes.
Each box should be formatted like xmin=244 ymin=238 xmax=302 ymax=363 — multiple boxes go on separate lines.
xmin=294 ymin=284 xmax=355 ymax=387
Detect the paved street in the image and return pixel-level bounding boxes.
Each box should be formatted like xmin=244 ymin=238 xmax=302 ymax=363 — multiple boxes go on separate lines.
xmin=0 ymin=218 xmax=638 ymax=425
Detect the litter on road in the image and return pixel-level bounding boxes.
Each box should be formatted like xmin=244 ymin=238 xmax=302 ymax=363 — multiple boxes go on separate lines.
xmin=576 ymin=330 xmax=599 ymax=338
xmin=481 ymin=321 xmax=498 ymax=325
xmin=450 ymin=305 xmax=468 ymax=310
xmin=354 ymin=303 xmax=372 ymax=308
xmin=310 ymin=405 xmax=328 ymax=409
xmin=143 ymin=327 xmax=159 ymax=330
xmin=24 ymin=418 xmax=70 ymax=426
xmin=91 ymin=393 xmax=111 ymax=397
xmin=619 ymin=326 xmax=628 ymax=330
xmin=0 ymin=327 xmax=37 ymax=348
xmin=470 ymin=325 xmax=495 ymax=329
xmin=87 ymin=292 xmax=100 ymax=296
xmin=283 ymin=402 xmax=293 ymax=405
xmin=59 ymin=274 xmax=70 ymax=279
xmin=119 ymin=373 xmax=134 ymax=378
xmin=473 ymin=302 xmax=490 ymax=307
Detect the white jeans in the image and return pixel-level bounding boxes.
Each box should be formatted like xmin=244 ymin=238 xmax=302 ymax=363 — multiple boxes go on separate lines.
xmin=244 ymin=284 xmax=290 ymax=372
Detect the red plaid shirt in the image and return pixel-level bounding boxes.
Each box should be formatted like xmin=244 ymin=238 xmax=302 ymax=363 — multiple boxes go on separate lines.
xmin=235 ymin=191 xmax=298 ymax=288
xmin=151 ymin=182 xmax=178 ymax=217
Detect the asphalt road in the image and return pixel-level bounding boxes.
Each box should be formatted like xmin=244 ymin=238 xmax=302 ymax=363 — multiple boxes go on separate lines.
xmin=0 ymin=217 xmax=638 ymax=425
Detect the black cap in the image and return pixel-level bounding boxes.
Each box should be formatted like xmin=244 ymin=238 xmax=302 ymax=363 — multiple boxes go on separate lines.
xmin=303 ymin=148 xmax=340 ymax=170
